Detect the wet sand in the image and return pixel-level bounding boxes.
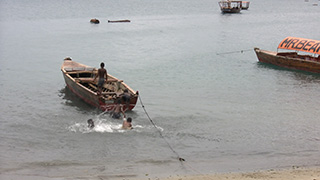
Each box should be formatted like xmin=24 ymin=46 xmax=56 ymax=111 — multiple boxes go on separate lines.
xmin=142 ymin=166 xmax=320 ymax=180
xmin=1 ymin=166 xmax=319 ymax=180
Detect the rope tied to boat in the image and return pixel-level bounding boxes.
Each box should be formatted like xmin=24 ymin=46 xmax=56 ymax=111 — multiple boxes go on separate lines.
xmin=138 ymin=93 xmax=185 ymax=162
xmin=216 ymin=49 xmax=252 ymax=55
xmin=137 ymin=93 xmax=220 ymax=180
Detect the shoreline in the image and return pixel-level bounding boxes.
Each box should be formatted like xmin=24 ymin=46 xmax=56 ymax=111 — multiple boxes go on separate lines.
xmin=1 ymin=166 xmax=319 ymax=180
xmin=139 ymin=166 xmax=320 ymax=180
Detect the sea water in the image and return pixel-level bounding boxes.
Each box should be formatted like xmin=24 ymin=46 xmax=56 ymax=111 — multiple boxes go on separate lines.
xmin=1 ymin=0 xmax=320 ymax=179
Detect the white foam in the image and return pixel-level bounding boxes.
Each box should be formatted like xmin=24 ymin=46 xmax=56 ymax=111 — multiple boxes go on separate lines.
xmin=93 ymin=120 xmax=122 ymax=133
xmin=68 ymin=117 xmax=163 ymax=134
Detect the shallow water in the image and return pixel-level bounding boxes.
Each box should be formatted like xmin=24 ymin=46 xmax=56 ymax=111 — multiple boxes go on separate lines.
xmin=1 ymin=0 xmax=320 ymax=179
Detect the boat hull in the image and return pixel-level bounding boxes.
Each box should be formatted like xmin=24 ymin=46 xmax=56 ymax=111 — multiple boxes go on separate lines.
xmin=61 ymin=59 xmax=138 ymax=111
xmin=62 ymin=72 xmax=101 ymax=108
xmin=254 ymin=48 xmax=320 ymax=73
xmin=108 ymin=20 xmax=130 ymax=23
xmin=221 ymin=8 xmax=241 ymax=13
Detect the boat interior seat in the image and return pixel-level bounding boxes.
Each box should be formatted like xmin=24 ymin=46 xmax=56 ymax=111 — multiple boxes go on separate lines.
xmin=76 ymin=78 xmax=94 ymax=83
xmin=64 ymin=67 xmax=94 ymax=72
xmin=64 ymin=67 xmax=73 ymax=72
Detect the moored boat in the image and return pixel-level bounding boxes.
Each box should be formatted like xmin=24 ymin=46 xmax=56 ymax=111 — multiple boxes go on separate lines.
xmin=254 ymin=37 xmax=320 ymax=73
xmin=218 ymin=0 xmax=242 ymax=13
xmin=61 ymin=58 xmax=138 ymax=111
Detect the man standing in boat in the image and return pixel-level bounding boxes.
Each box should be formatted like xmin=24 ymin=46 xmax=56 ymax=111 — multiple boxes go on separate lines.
xmin=93 ymin=62 xmax=107 ymax=95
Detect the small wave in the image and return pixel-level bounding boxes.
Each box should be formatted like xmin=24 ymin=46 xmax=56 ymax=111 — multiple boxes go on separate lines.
xmin=176 ymin=132 xmax=221 ymax=142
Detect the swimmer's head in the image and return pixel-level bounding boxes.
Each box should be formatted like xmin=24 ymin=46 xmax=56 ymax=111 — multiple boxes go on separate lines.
xmin=87 ymin=119 xmax=94 ymax=128
xmin=127 ymin=117 xmax=132 ymax=123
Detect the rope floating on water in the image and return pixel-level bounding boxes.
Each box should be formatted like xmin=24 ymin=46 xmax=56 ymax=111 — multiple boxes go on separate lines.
xmin=138 ymin=94 xmax=185 ymax=162
xmin=216 ymin=49 xmax=252 ymax=55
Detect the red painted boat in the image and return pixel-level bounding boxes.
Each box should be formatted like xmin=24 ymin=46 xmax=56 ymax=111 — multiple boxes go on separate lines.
xmin=61 ymin=58 xmax=138 ymax=111
xmin=254 ymin=37 xmax=320 ymax=73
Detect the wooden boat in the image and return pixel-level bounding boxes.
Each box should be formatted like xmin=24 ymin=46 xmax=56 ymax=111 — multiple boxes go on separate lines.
xmin=108 ymin=20 xmax=131 ymax=23
xmin=61 ymin=58 xmax=138 ymax=111
xmin=241 ymin=1 xmax=250 ymax=10
xmin=254 ymin=37 xmax=320 ymax=73
xmin=218 ymin=1 xmax=242 ymax=13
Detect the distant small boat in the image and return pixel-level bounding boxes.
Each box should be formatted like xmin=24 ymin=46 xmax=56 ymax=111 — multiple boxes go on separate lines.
xmin=61 ymin=58 xmax=138 ymax=111
xmin=254 ymin=37 xmax=320 ymax=73
xmin=108 ymin=20 xmax=131 ymax=23
xmin=218 ymin=0 xmax=242 ymax=13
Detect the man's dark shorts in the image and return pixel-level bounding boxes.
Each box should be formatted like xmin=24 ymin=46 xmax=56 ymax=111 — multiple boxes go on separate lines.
xmin=112 ymin=112 xmax=121 ymax=119
xmin=98 ymin=78 xmax=104 ymax=87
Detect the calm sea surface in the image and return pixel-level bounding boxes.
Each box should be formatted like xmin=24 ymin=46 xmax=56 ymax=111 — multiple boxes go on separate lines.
xmin=1 ymin=0 xmax=320 ymax=179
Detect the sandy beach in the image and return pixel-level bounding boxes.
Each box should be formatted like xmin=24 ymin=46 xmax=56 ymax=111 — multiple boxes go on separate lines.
xmin=143 ymin=166 xmax=320 ymax=180
xmin=1 ymin=166 xmax=319 ymax=180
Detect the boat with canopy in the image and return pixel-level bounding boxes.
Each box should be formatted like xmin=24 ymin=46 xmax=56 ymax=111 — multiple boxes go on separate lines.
xmin=218 ymin=1 xmax=242 ymax=13
xmin=241 ymin=1 xmax=250 ymax=10
xmin=254 ymin=37 xmax=320 ymax=73
xmin=61 ymin=58 xmax=138 ymax=111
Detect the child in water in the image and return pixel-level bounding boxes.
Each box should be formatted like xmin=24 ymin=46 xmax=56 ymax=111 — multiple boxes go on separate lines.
xmin=87 ymin=119 xmax=94 ymax=129
xmin=122 ymin=117 xmax=132 ymax=130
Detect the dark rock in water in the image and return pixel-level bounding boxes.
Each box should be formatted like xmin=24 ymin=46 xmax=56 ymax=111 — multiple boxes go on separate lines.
xmin=90 ymin=18 xmax=100 ymax=24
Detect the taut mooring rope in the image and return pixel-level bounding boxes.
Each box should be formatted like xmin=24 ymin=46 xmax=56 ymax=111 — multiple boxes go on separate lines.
xmin=138 ymin=94 xmax=185 ymax=162
xmin=137 ymin=93 xmax=219 ymax=180
xmin=216 ymin=49 xmax=252 ymax=55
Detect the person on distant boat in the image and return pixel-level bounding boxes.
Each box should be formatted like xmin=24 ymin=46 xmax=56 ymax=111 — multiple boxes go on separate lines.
xmin=87 ymin=119 xmax=94 ymax=128
xmin=122 ymin=117 xmax=133 ymax=130
xmin=93 ymin=62 xmax=107 ymax=95
xmin=120 ymin=89 xmax=131 ymax=112
xmin=110 ymin=99 xmax=126 ymax=119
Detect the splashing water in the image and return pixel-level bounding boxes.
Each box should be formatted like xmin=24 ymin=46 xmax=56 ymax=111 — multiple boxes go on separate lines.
xmin=68 ymin=117 xmax=123 ymax=133
xmin=67 ymin=116 xmax=161 ymax=133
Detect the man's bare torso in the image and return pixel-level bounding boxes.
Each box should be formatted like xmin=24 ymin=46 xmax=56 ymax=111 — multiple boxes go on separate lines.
xmin=98 ymin=68 xmax=107 ymax=79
